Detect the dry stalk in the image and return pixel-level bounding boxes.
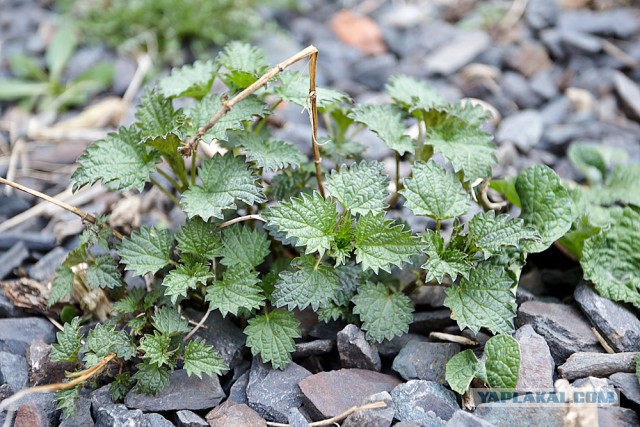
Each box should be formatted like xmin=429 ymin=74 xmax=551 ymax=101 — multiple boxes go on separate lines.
xmin=265 ymin=401 xmax=387 ymax=427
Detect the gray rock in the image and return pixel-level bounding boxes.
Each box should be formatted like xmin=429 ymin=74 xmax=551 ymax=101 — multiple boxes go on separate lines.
xmin=125 ymin=369 xmax=225 ymax=411
xmin=558 ymin=352 xmax=638 ymax=380
xmin=392 ymin=341 xmax=460 ymax=384
xmin=598 ymin=407 xmax=640 ymax=426
xmin=59 ymin=396 xmax=92 ymax=427
xmin=474 ymin=405 xmax=564 ymax=427
xmin=394 ymin=423 xmax=422 ymax=427
xmin=516 ymin=301 xmax=603 ymax=364
xmin=188 ymin=308 xmax=246 ymax=370
xmin=501 ymin=72 xmax=544 ymax=109
xmin=0 ymin=287 xmax=28 ymax=318
xmin=342 ymin=391 xmax=394 ymax=427
xmin=287 ymin=407 xmax=310 ymax=427
xmin=530 ymin=70 xmax=558 ymax=100
xmin=575 ymin=284 xmax=640 ymax=353
xmin=144 ymin=413 xmax=174 ymax=427
xmin=337 ymin=324 xmax=381 ymax=371
xmin=299 ymin=369 xmax=401 ymax=419
xmin=524 ymin=0 xmax=559 ymax=30
xmin=229 ymin=370 xmax=250 ymax=404
xmin=446 ymin=410 xmax=496 ymax=427
xmin=609 ymin=373 xmax=640 ymax=411
xmin=378 ymin=333 xmax=429 ymax=358
xmin=0 ymin=195 xmax=30 ymax=219
xmin=246 ymin=358 xmax=311 ymax=423
xmin=0 ymin=351 xmax=28 ymax=391
xmin=206 ymin=399 xmax=267 ymax=427
xmin=613 ymin=71 xmax=640 ymax=122
xmin=0 ymin=241 xmax=28 ymax=280
xmin=0 ymin=317 xmax=56 ymax=356
xmin=558 ymin=8 xmax=640 ymax=39
xmin=95 ymin=404 xmax=145 ymax=427
xmin=292 ymin=339 xmax=334 ymax=358
xmin=0 ymin=232 xmax=56 ymax=251
xmin=572 ymin=377 xmax=618 ymax=406
xmin=176 ymin=409 xmax=208 ymax=427
xmin=28 ymin=246 xmax=68 ymax=282
xmin=496 ymin=110 xmax=543 ymax=153
xmin=425 ymin=31 xmax=490 ymax=76
xmin=90 ymin=384 xmax=114 ymax=419
xmin=352 ymin=54 xmax=397 ymax=91
xmin=539 ymin=96 xmax=571 ymax=126
xmin=410 ymin=310 xmax=456 ymax=335
xmin=28 ymin=340 xmax=74 ymax=386
xmin=0 ymin=391 xmax=60 ymax=427
xmin=560 ymin=30 xmax=603 ymax=54
xmin=515 ymin=325 xmax=555 ymax=390
xmin=392 ymin=380 xmax=459 ymax=424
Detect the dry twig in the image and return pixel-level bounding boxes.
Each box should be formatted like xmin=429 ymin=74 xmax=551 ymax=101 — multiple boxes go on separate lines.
xmin=265 ymin=401 xmax=387 ymax=427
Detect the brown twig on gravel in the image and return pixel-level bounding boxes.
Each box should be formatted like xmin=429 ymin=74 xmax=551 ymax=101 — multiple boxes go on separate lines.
xmin=265 ymin=401 xmax=387 ymax=427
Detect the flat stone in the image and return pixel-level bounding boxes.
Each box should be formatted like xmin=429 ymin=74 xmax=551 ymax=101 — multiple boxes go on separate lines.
xmin=496 ymin=110 xmax=543 ymax=153
xmin=246 ymin=358 xmax=311 ymax=423
xmin=475 ymin=405 xmax=564 ymax=427
xmin=378 ymin=333 xmax=429 ymax=358
xmin=609 ymin=373 xmax=640 ymax=411
xmin=575 ymin=284 xmax=640 ymax=353
xmin=613 ymin=71 xmax=640 ymax=123
xmin=95 ymin=404 xmax=145 ymax=427
xmin=0 ymin=287 xmax=28 ymax=318
xmin=0 ymin=241 xmax=28 ymax=280
xmin=206 ymin=400 xmax=267 ymax=427
xmin=28 ymin=247 xmax=68 ymax=283
xmin=0 ymin=351 xmax=28 ymax=391
xmin=598 ymin=407 xmax=640 ymax=426
xmin=176 ymin=409 xmax=208 ymax=427
xmin=505 ymin=42 xmax=551 ymax=77
xmin=501 ymin=72 xmax=544 ymax=109
xmin=292 ymin=339 xmax=334 ymax=358
xmin=558 ymin=352 xmax=638 ymax=380
xmin=392 ymin=341 xmax=460 ymax=384
xmin=410 ymin=310 xmax=456 ymax=335
xmin=0 ymin=392 xmax=59 ymax=427
xmin=524 ymin=0 xmax=559 ymax=30
xmin=516 ymin=301 xmax=603 ymax=364
xmin=27 ymin=340 xmax=73 ymax=386
xmin=229 ymin=369 xmax=250 ymax=404
xmin=125 ymin=369 xmax=225 ymax=411
xmin=0 ymin=317 xmax=56 ymax=356
xmin=392 ymin=380 xmax=459 ymax=424
xmin=337 ymin=324 xmax=381 ymax=371
xmin=342 ymin=391 xmax=394 ymax=427
xmin=59 ymin=395 xmax=92 ymax=427
xmin=288 ymin=407 xmax=310 ymax=427
xmin=144 ymin=413 xmax=174 ymax=427
xmin=188 ymin=308 xmax=246 ymax=370
xmin=572 ymin=377 xmax=618 ymax=406
xmin=90 ymin=384 xmax=114 ymax=419
xmin=446 ymin=410 xmax=496 ymax=427
xmin=425 ymin=31 xmax=490 ymax=76
xmin=0 ymin=232 xmax=56 ymax=251
xmin=559 ymin=8 xmax=640 ymax=39
xmin=515 ymin=325 xmax=555 ymax=390
xmin=299 ymin=369 xmax=401 ymax=419
xmin=560 ymin=30 xmax=603 ymax=54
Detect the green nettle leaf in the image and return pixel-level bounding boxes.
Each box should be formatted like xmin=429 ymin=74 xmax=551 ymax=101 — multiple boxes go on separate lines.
xmin=445 ymin=349 xmax=481 ymax=394
xmin=118 ymin=226 xmax=174 ymax=276
xmin=220 ymin=225 xmax=270 ymax=269
xmin=135 ymin=89 xmax=180 ymax=141
xmin=469 ymin=211 xmax=539 ymax=257
xmin=218 ymin=41 xmax=268 ymax=87
xmin=354 ymin=213 xmax=419 ymax=273
xmin=227 ymin=133 xmax=304 ymax=172
xmin=55 ymin=387 xmax=79 ymax=419
xmin=205 ymin=267 xmax=264 ymax=317
xmin=557 ymin=215 xmax=602 ymax=260
xmin=163 ymin=262 xmax=212 ymax=304
xmin=49 ymin=265 xmax=74 ymax=306
xmin=152 ymin=306 xmax=190 ymax=336
xmin=264 ymin=191 xmax=338 ymax=256
xmin=109 ymin=373 xmax=134 ymax=402
xmin=444 ymin=262 xmax=517 ymax=335
xmin=587 ymin=164 xmax=640 ymax=207
xmin=46 ymin=24 xmax=76 ymax=83
xmin=325 ymin=161 xmax=388 ymax=215
xmin=186 ymin=93 xmax=268 ymax=144
xmin=71 ymin=126 xmax=159 ymax=192
xmin=401 ymin=160 xmax=469 ymax=220
xmin=582 ymin=206 xmax=640 ymax=309
xmin=184 ymin=338 xmax=228 ymax=378
xmin=139 ymin=332 xmax=171 ymax=367
xmin=567 ymin=142 xmax=609 ymax=184
xmin=515 ymin=165 xmax=572 ymax=253
xmin=158 ymin=59 xmax=218 ymax=99
xmin=273 ymin=255 xmax=340 ymax=311
xmin=83 ymin=323 xmax=135 ymax=364
xmin=51 ymin=317 xmax=82 ymax=363
xmin=176 ymin=217 xmax=222 ymax=260
xmin=349 ymin=104 xmax=414 ymax=155
xmin=133 ymin=362 xmax=170 ymax=394
xmin=181 ymin=153 xmax=265 ymax=221
xmin=636 ymin=354 xmax=640 ymax=385
xmin=352 ymin=282 xmax=414 ymax=342
xmin=386 ymin=75 xmax=446 ymax=112
xmin=483 ymin=335 xmax=520 ymax=389
xmin=421 ymin=231 xmax=471 ymax=284
xmin=112 ymin=288 xmax=146 ymax=314
xmin=244 ymin=309 xmax=301 ymax=369
xmin=275 ymin=71 xmax=351 ymax=109
xmin=86 ymin=255 xmax=123 ymax=289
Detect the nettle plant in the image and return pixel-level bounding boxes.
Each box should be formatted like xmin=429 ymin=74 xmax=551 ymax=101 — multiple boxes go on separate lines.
xmin=43 ymin=42 xmax=575 ymax=414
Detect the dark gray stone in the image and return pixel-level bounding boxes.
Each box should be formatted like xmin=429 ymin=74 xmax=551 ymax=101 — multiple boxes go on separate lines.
xmin=352 ymin=54 xmax=397 ymax=90
xmin=496 ymin=110 xmax=543 ymax=153
xmin=572 ymin=377 xmax=619 ymax=406
xmin=0 ymin=351 xmax=28 ymax=391
xmin=425 ymin=31 xmax=490 ymax=76
xmin=501 ymin=72 xmax=544 ymax=109
xmin=516 ymin=301 xmax=603 ymax=364
xmin=515 ymin=325 xmax=555 ymax=390
xmin=337 ymin=324 xmax=381 ymax=371
xmin=0 ymin=241 xmax=29 ymax=280
xmin=410 ymin=310 xmax=456 ymax=335
xmin=90 ymin=384 xmax=114 ymax=419
xmin=59 ymin=396 xmax=93 ymax=427
xmin=229 ymin=369 xmax=250 ymax=404
xmin=530 ymin=70 xmax=558 ymax=100
xmin=0 ymin=391 xmax=60 ymax=427
xmin=539 ymin=96 xmax=572 ymax=126
xmin=125 ymin=369 xmax=225 ymax=411
xmin=446 ymin=410 xmax=496 ymax=427
xmin=558 ymin=352 xmax=638 ymax=380
xmin=392 ymin=341 xmax=460 ymax=384
xmin=0 ymin=232 xmax=56 ymax=251
xmin=206 ymin=399 xmax=267 ymax=426
xmin=559 ymin=8 xmax=640 ymax=39
xmin=246 ymin=358 xmax=311 ymax=423
xmin=474 ymin=405 xmax=564 ymax=427
xmin=0 ymin=195 xmax=30 ymax=219
xmin=575 ymin=283 xmax=640 ymax=353
xmin=0 ymin=317 xmax=56 ymax=356
xmin=391 ymin=380 xmax=459 ymax=424
xmin=299 ymin=369 xmax=401 ymax=419
xmin=614 ymin=71 xmax=640 ymax=122
xmin=28 ymin=246 xmax=68 ymax=282
xmin=28 ymin=340 xmax=74 ymax=386
xmin=144 ymin=412 xmax=174 ymax=427
xmin=188 ymin=308 xmax=246 ymax=370
xmin=95 ymin=404 xmax=145 ymax=427
xmin=598 ymin=407 xmax=640 ymax=427
xmin=378 ymin=333 xmax=429 ymax=358
xmin=560 ymin=30 xmax=603 ymax=54
xmin=293 ymin=339 xmax=334 ymax=358
xmin=609 ymin=373 xmax=640 ymax=411
xmin=525 ymin=0 xmax=559 ymax=30
xmin=342 ymin=391 xmax=394 ymax=427
xmin=0 ymin=287 xmax=28 ymax=318
xmin=176 ymin=409 xmax=208 ymax=427
xmin=288 ymin=407 xmax=310 ymax=427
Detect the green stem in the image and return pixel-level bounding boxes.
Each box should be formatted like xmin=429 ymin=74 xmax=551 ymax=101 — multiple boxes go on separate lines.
xmin=345 ymin=123 xmax=365 ymax=141
xmin=436 ymin=219 xmax=442 ymax=233
xmin=190 ymin=141 xmax=199 ymax=186
xmin=156 ymin=167 xmax=185 ymax=193
xmin=150 ymin=176 xmax=181 ymax=206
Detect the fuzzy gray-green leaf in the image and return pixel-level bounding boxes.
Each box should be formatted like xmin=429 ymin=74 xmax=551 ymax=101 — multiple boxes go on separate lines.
xmin=325 ymin=161 xmax=388 ymax=215
xmin=469 ymin=211 xmax=539 ymax=257
xmin=118 ymin=226 xmax=174 ymax=276
xmin=352 ymin=282 xmax=414 ymax=342
xmin=349 ymin=104 xmax=414 ymax=155
xmin=483 ymin=335 xmax=520 ymax=389
xmin=273 ymin=256 xmax=340 ymax=311
xmin=205 ymin=267 xmax=264 ymax=317
xmin=220 ymin=225 xmax=270 ymax=269
xmin=244 ymin=309 xmax=301 ymax=369
xmin=158 ymin=60 xmax=217 ymax=99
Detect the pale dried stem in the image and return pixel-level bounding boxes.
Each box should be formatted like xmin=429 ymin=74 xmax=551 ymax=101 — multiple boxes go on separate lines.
xmin=265 ymin=401 xmax=387 ymax=427
xmin=499 ymin=0 xmax=529 ymax=30
xmin=183 ymin=309 xmax=212 ymax=342
xmin=4 ymin=138 xmax=25 ymax=196
xmin=217 ymin=214 xmax=265 ymax=229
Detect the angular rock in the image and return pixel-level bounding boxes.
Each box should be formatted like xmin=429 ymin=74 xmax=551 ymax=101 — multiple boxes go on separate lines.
xmin=515 ymin=325 xmax=555 ymax=390
xmin=446 ymin=410 xmax=495 ymax=426
xmin=0 ymin=392 xmax=59 ymax=427
xmin=505 ymin=42 xmax=551 ymax=77
xmin=188 ymin=309 xmax=246 ymax=369
xmin=392 ymin=341 xmax=460 ymax=384
xmin=613 ymin=71 xmax=640 ymax=122
xmin=206 ymin=400 xmax=267 ymax=427
xmin=59 ymin=396 xmax=92 ymax=427
xmin=574 ymin=283 xmax=640 ymax=353
xmin=0 ymin=351 xmax=28 ymax=391
xmin=410 ymin=310 xmax=456 ymax=335
xmin=558 ymin=352 xmax=638 ymax=380
xmin=90 ymin=384 xmax=114 ymax=419
xmin=337 ymin=324 xmax=381 ymax=371
xmin=299 ymin=369 xmax=401 ymax=419
xmin=0 ymin=232 xmax=56 ymax=251
xmin=125 ymin=369 xmax=225 ymax=411
xmin=609 ymin=373 xmax=640 ymax=411
xmin=516 ymin=301 xmax=603 ymax=364
xmin=496 ymin=110 xmax=543 ymax=153
xmin=176 ymin=409 xmax=208 ymax=427
xmin=144 ymin=413 xmax=174 ymax=427
xmin=0 ymin=287 xmax=28 ymax=318
xmin=0 ymin=241 xmax=28 ymax=280
xmin=95 ymin=404 xmax=145 ymax=427
xmin=525 ymin=0 xmax=559 ymax=30
xmin=425 ymin=31 xmax=490 ymax=75
xmin=392 ymin=380 xmax=459 ymax=424
xmin=229 ymin=370 xmax=250 ymax=404
xmin=598 ymin=408 xmax=640 ymax=426
xmin=288 ymin=407 xmax=310 ymax=427
xmin=0 ymin=317 xmax=56 ymax=356
xmin=558 ymin=8 xmax=640 ymax=39
xmin=560 ymin=30 xmax=603 ymax=54
xmin=27 ymin=340 xmax=73 ymax=386
xmin=378 ymin=333 xmax=429 ymax=358
xmin=28 ymin=247 xmax=68 ymax=283
xmin=246 ymin=359 xmax=311 ymax=423
xmin=572 ymin=377 xmax=618 ymax=406
xmin=342 ymin=391 xmax=394 ymax=427
xmin=293 ymin=339 xmax=334 ymax=358
xmin=474 ymin=405 xmax=564 ymax=426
